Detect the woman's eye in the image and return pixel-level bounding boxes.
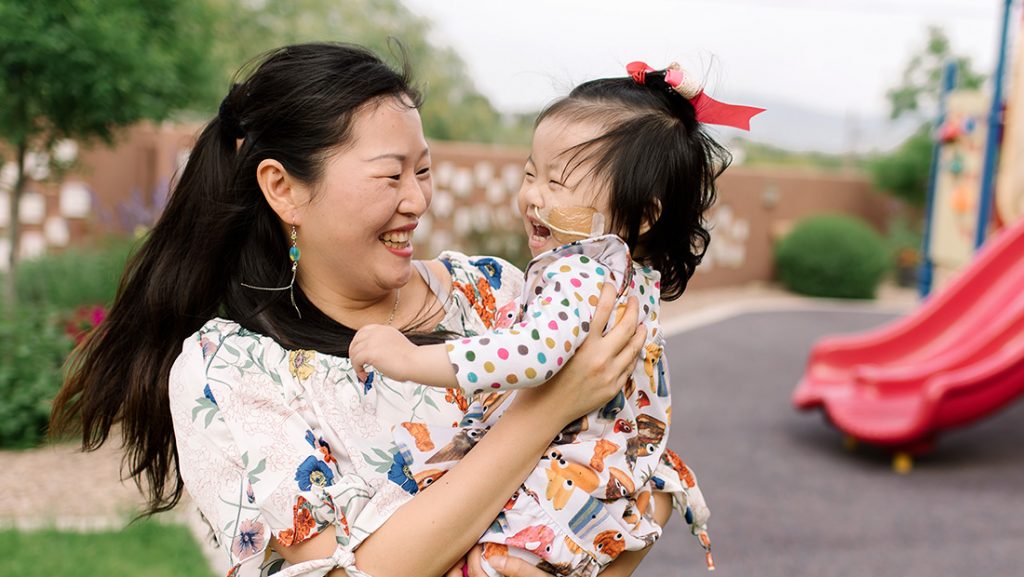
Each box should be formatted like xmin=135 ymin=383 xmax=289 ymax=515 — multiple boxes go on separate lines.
xmin=416 ymin=167 xmax=431 ymax=176
xmin=387 ymin=174 xmax=401 ymax=181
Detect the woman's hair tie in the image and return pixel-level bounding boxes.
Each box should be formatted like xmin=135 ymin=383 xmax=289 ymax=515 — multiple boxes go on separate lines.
xmin=218 ymin=83 xmax=246 ymax=141
xmin=626 ymin=61 xmax=765 ymax=131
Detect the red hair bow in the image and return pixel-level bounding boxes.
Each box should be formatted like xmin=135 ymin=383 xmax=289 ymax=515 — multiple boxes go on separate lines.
xmin=626 ymin=61 xmax=765 ymax=131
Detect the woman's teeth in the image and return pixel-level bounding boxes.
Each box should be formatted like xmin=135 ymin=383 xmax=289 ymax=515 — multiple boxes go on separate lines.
xmin=380 ymin=230 xmax=411 ymax=248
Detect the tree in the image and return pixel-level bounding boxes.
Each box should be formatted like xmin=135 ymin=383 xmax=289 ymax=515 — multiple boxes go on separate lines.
xmin=871 ymin=26 xmax=986 ymax=207
xmin=206 ymin=0 xmax=516 ymax=144
xmin=0 ymin=0 xmax=219 ymax=303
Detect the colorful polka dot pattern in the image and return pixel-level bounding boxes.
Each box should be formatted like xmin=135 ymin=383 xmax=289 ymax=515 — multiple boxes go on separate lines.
xmin=416 ymin=235 xmax=699 ymax=573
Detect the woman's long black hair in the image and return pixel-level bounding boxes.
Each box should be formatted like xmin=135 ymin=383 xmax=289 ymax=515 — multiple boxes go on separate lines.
xmin=51 ymin=43 xmax=426 ymax=516
xmin=537 ymin=70 xmax=732 ymax=300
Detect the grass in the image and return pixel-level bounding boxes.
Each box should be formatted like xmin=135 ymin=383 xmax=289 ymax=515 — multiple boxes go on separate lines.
xmin=0 ymin=521 xmax=217 ymax=577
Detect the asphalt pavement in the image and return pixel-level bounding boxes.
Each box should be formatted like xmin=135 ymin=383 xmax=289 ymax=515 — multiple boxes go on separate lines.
xmin=640 ymin=310 xmax=1024 ymax=577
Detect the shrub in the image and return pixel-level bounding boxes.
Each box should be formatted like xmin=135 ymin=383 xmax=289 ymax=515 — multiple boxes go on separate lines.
xmin=775 ymin=215 xmax=891 ymax=299
xmin=0 ymin=305 xmax=73 ymax=448
xmin=15 ymin=236 xmax=136 ymax=309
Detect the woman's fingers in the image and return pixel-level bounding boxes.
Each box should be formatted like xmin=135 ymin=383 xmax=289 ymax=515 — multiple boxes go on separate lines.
xmin=444 ymin=557 xmax=467 ymax=577
xmin=466 ymin=545 xmax=487 ymax=577
xmin=490 ymin=555 xmax=556 ymax=576
xmin=589 ymin=280 xmax=618 ymax=334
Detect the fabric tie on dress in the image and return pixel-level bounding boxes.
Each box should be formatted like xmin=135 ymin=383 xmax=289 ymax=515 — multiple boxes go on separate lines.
xmin=273 ymin=545 xmax=359 ymax=577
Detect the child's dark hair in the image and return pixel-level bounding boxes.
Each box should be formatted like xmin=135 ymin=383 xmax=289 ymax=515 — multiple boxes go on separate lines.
xmin=51 ymin=42 xmax=424 ymax=517
xmin=537 ymin=71 xmax=731 ymax=300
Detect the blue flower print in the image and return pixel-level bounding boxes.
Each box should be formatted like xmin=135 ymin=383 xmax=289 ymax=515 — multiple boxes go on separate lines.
xmin=203 ymin=384 xmax=218 ymax=406
xmin=470 ymin=257 xmax=503 ymax=289
xmin=387 ymin=448 xmax=419 ymax=495
xmin=363 ymin=370 xmax=374 ymax=394
xmin=295 ymin=456 xmax=335 ymax=491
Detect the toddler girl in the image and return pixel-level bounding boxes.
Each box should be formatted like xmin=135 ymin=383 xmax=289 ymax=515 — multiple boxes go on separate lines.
xmin=351 ymin=61 xmax=761 ymax=576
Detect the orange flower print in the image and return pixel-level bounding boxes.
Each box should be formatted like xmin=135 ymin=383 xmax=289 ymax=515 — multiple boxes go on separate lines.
xmin=277 ymin=497 xmax=316 ymax=547
xmin=339 ymin=510 xmax=351 ymax=537
xmin=288 ymin=350 xmax=316 ymax=381
xmin=475 ymin=277 xmax=496 ymax=328
xmin=445 ymin=387 xmax=469 ymax=411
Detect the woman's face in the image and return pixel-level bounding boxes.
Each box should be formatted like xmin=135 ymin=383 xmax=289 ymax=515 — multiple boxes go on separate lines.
xmin=297 ymin=96 xmax=432 ymax=302
xmin=518 ymin=116 xmax=611 ymax=256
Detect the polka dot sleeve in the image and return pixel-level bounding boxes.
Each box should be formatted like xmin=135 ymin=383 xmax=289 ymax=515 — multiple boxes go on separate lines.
xmin=445 ymin=253 xmax=610 ymax=395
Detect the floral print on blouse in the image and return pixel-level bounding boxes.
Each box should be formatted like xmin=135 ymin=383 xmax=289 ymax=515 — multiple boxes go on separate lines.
xmin=169 ymin=252 xmax=524 ymax=577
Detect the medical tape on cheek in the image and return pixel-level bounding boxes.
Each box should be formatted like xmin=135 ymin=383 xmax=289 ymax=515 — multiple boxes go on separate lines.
xmin=532 ymin=206 xmax=606 ymax=245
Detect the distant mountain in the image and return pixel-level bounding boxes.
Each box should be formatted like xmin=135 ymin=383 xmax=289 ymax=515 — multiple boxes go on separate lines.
xmin=707 ymin=94 xmax=922 ymax=155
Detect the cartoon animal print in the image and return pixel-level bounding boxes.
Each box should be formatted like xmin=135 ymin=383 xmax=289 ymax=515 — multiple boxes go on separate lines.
xmin=655 ymin=355 xmax=669 ymax=398
xmin=593 ymin=530 xmax=626 ymax=560
xmin=413 ymin=469 xmax=446 ymax=492
xmin=605 ymin=467 xmax=636 ymax=500
xmin=636 ymin=390 xmax=651 ymax=409
xmin=642 ymin=343 xmax=662 ymax=391
xmin=589 ymin=439 xmax=619 ymax=473
xmin=505 ymin=525 xmax=556 ymax=560
xmin=494 ymin=299 xmax=520 ymax=328
xmin=661 ymin=449 xmax=697 ymax=488
xmin=482 ymin=542 xmax=509 ymax=563
xmin=459 ymin=406 xmax=484 ymax=427
xmin=400 ymin=422 xmax=435 ymax=451
xmin=425 ymin=427 xmax=486 ymax=464
xmin=624 ymin=376 xmax=636 ymax=399
xmin=544 ymin=450 xmax=600 ymax=510
xmin=622 ymin=490 xmax=653 ymax=529
xmin=481 ymin=391 xmax=513 ymax=421
xmin=598 ymin=391 xmax=625 ymax=421
xmin=613 ymin=419 xmax=634 ymax=434
xmin=553 ymin=416 xmax=589 ymax=445
xmin=635 ymin=414 xmax=667 ymax=457
xmin=567 ymin=496 xmax=612 ymax=541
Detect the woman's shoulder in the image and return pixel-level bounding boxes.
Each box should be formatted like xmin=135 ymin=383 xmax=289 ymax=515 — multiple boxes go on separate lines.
xmin=435 ymin=251 xmax=525 ymax=330
xmin=170 ymin=318 xmax=289 ymax=391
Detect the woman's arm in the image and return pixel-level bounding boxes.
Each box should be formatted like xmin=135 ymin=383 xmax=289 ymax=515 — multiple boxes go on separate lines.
xmin=273 ymin=284 xmax=646 ymax=577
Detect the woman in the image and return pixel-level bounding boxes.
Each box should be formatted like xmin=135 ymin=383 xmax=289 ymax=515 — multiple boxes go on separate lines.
xmin=51 ymin=43 xmax=658 ymax=577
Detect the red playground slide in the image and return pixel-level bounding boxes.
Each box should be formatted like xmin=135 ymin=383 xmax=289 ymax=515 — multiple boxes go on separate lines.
xmin=792 ymin=218 xmax=1024 ymax=451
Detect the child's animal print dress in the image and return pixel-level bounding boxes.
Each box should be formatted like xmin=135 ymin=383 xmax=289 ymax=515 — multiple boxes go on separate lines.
xmin=395 ymin=235 xmax=712 ymax=576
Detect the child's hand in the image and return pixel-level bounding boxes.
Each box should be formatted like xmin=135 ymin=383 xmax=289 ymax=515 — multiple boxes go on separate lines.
xmin=350 ymin=324 xmax=417 ymax=383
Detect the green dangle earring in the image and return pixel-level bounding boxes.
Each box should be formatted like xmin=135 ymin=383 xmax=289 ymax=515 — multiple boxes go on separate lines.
xmin=241 ymin=224 xmax=302 ymax=318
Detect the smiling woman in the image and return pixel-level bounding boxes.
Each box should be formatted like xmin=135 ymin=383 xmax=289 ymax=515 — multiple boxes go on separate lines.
xmin=48 ymin=42 xmax=648 ymax=577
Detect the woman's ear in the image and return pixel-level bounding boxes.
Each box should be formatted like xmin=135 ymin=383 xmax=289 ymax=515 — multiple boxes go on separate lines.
xmin=639 ymin=199 xmax=663 ymax=236
xmin=257 ymin=159 xmax=310 ymax=225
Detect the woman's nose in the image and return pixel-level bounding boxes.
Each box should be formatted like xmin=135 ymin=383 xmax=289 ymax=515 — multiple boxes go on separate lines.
xmin=399 ymin=176 xmax=429 ymax=216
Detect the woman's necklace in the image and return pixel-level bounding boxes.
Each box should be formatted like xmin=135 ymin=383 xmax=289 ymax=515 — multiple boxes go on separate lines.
xmin=386 ymin=289 xmax=400 ymax=325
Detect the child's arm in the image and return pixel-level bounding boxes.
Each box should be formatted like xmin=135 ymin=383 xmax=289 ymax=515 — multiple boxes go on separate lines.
xmin=447 ymin=253 xmax=624 ymax=395
xmin=349 ymin=324 xmax=456 ymax=387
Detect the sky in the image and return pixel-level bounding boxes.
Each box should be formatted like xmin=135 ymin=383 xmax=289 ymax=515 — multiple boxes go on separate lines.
xmin=402 ymin=0 xmax=1017 ymax=122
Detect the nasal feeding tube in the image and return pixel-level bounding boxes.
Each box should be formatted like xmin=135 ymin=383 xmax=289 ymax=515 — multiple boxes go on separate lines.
xmin=531 ymin=205 xmax=606 ymax=245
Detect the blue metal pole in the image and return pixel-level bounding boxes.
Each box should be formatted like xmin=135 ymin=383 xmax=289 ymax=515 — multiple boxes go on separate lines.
xmin=974 ymin=0 xmax=1014 ymax=249
xmin=919 ymin=62 xmax=958 ymax=298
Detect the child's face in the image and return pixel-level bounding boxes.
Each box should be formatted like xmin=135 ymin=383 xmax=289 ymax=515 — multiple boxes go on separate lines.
xmin=518 ymin=117 xmax=612 ymax=256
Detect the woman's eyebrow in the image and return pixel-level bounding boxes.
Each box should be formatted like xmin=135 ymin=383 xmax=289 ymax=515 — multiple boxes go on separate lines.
xmin=367 ymin=147 xmax=430 ymax=162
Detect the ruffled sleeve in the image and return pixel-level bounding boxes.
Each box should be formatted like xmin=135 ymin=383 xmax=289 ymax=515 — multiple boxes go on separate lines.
xmin=169 ymin=323 xmax=387 ymax=577
xmin=650 ymin=448 xmax=714 ymax=570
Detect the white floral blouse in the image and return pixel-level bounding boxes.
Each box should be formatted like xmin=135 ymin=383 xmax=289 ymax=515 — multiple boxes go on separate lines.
xmin=169 ymin=252 xmax=524 ymax=577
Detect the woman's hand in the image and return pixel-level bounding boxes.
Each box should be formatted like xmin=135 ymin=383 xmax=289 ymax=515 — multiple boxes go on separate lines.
xmin=447 ymin=546 xmax=556 ymax=577
xmin=515 ymin=281 xmax=646 ymax=425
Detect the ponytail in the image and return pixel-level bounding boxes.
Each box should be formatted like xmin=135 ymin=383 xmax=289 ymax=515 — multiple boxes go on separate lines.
xmin=50 ymin=43 xmax=422 ymax=516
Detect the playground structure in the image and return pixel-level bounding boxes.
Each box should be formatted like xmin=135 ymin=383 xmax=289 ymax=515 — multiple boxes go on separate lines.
xmin=793 ymin=0 xmax=1024 ymax=472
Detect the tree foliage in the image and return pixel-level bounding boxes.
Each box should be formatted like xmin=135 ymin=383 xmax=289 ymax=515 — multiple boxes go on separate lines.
xmin=871 ymin=26 xmax=986 ymax=207
xmin=205 ymin=0 xmax=525 ymax=144
xmin=0 ymin=0 xmax=219 ymax=301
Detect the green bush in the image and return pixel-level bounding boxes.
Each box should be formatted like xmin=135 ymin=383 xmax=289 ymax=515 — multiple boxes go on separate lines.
xmin=0 ymin=237 xmax=135 ymax=448
xmin=0 ymin=306 xmax=73 ymax=448
xmin=15 ymin=236 xmax=136 ymax=309
xmin=775 ymin=215 xmax=891 ymax=299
